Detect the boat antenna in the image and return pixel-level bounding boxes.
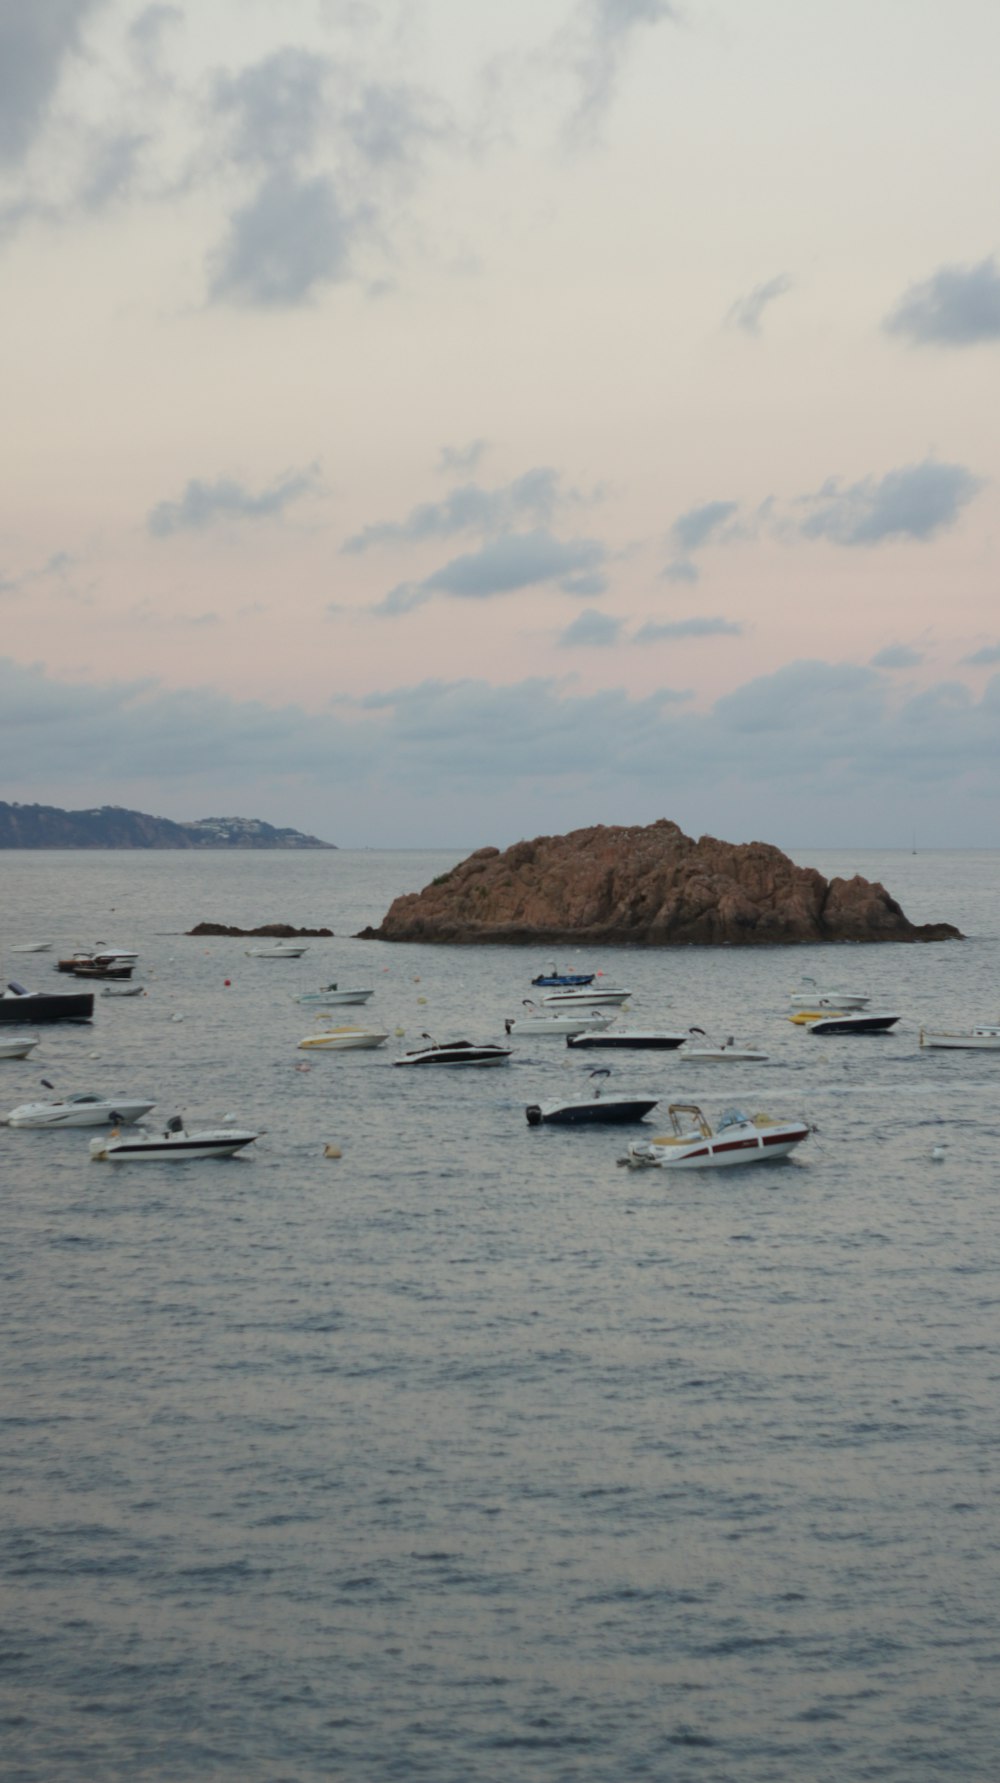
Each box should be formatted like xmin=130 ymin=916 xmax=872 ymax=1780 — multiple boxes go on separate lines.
xmin=689 ymin=1026 xmax=705 ymax=1037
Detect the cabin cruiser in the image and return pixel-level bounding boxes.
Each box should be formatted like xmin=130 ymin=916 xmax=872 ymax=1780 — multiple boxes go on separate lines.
xmin=505 ymin=1002 xmax=615 ymax=1038
xmin=299 ymin=1024 xmax=389 ymax=1051
xmin=0 ymin=982 xmax=94 ymax=1024
xmin=63 ymin=957 xmax=134 ymax=980
xmin=57 ymin=948 xmax=137 ymax=972
xmin=540 ymin=985 xmax=632 ymax=1008
xmin=90 ymin=1115 xmax=258 ymax=1161
xmin=531 ymin=965 xmax=596 ymax=987
xmin=567 ymin=1026 xmax=688 ymax=1050
xmin=0 ymin=1034 xmax=40 ymax=1059
xmin=296 ymin=984 xmax=374 ymax=1006
xmin=526 ymin=1069 xmax=658 ymax=1125
xmin=919 ymin=1023 xmax=1000 ymax=1051
xmin=793 ymin=1010 xmax=900 ymax=1035
xmin=5 ymin=1093 xmax=154 ymax=1128
xmin=789 ymin=979 xmax=869 ymax=1011
xmin=395 ymin=1036 xmax=513 ymax=1067
xmin=620 ymin=1103 xmax=809 ymax=1169
xmin=245 ymin=942 xmax=307 ymax=958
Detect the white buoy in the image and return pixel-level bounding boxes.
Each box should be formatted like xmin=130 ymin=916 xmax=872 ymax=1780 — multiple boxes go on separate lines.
xmin=930 ymin=1145 xmax=946 ymax=1162
xmin=171 ymin=1012 xmax=184 ymax=1023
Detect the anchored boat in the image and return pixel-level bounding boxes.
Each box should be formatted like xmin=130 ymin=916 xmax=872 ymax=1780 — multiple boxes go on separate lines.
xmin=620 ymin=1103 xmax=809 ymax=1169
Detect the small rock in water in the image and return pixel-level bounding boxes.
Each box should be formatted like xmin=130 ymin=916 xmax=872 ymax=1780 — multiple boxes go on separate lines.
xmin=324 ymin=1143 xmax=342 ymax=1159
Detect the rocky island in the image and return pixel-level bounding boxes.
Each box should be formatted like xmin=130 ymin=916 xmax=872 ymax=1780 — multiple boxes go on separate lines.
xmin=357 ymin=820 xmax=960 ymax=946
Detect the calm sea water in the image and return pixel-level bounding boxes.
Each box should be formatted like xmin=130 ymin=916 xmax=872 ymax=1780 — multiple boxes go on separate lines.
xmin=2 ymin=847 xmax=999 ymax=1782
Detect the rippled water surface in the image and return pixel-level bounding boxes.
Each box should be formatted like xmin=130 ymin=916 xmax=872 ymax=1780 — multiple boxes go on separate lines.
xmin=2 ymin=847 xmax=999 ymax=1781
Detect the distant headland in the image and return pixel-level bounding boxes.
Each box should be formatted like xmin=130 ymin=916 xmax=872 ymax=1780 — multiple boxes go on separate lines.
xmin=0 ymin=802 xmax=335 ymax=850
xmin=357 ymin=820 xmax=961 ymax=946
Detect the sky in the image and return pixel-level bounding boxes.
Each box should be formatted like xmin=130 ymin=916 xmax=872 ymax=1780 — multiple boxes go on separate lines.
xmin=1 ymin=0 xmax=999 ymax=849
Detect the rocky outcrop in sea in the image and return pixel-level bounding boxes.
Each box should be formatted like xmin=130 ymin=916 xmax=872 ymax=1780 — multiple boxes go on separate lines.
xmin=357 ymin=820 xmax=961 ymax=946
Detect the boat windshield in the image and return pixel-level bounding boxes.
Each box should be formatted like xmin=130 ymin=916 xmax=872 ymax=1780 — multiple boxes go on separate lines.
xmin=717 ymin=1108 xmax=752 ymax=1132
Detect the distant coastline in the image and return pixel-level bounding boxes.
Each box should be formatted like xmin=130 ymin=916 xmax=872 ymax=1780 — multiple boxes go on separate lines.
xmin=0 ymin=802 xmax=335 ymax=850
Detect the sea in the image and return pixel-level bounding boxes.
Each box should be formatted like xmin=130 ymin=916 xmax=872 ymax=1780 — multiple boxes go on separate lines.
xmin=2 ymin=846 xmax=999 ymax=1783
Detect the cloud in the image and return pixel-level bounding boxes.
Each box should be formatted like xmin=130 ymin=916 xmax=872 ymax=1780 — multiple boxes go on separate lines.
xmin=870 ymin=644 xmax=923 ymax=670
xmin=128 ymin=5 xmax=182 ymax=74
xmin=377 ymin=529 xmax=609 ymax=612
xmin=438 ymin=440 xmax=488 ymax=476
xmin=562 ymin=0 xmax=681 ymax=143
xmin=633 ymin=616 xmax=742 ymax=642
xmin=884 ymin=256 xmax=1000 ymax=348
xmin=208 ymin=171 xmax=358 ymax=307
xmin=727 ymin=273 xmax=793 ymax=335
xmin=558 ymin=608 xmax=623 ymax=646
xmin=345 ymin=468 xmax=568 ymax=553
xmin=79 ymin=130 xmax=149 ymax=210
xmin=148 ymin=466 xmax=320 ymax=537
xmin=798 ymin=459 xmax=984 ymax=547
xmin=662 ymin=558 xmax=699 ymax=584
xmin=212 ymin=49 xmax=331 ymax=171
xmin=0 ymin=1 xmax=104 ymax=165
xmin=962 ymin=643 xmax=1000 ymax=667
xmin=669 ymin=499 xmax=740 ymax=555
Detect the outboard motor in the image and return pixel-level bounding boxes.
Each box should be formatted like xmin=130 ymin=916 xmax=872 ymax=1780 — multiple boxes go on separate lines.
xmin=525 ymin=1104 xmax=542 ymax=1126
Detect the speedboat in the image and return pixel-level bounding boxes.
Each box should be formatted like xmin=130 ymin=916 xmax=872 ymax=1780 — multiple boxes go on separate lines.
xmin=526 ymin=1069 xmax=657 ymax=1125
xmin=395 ymin=1036 xmax=513 ymax=1067
xmin=676 ymin=1027 xmax=769 ymax=1061
xmin=540 ymin=985 xmax=632 ymax=1007
xmin=0 ymin=982 xmax=94 ymax=1024
xmin=919 ymin=1023 xmax=1000 ymax=1051
xmin=531 ymin=965 xmax=596 ymax=987
xmin=505 ymin=1002 xmax=615 ymax=1038
xmin=6 ymin=1093 xmax=154 ymax=1128
xmin=296 ymin=984 xmax=374 ymax=1006
xmin=789 ymin=979 xmax=869 ymax=1010
xmin=567 ymin=1026 xmax=688 ymax=1050
xmin=90 ymin=1115 xmax=258 ymax=1161
xmin=299 ymin=1024 xmax=389 ymax=1050
xmin=620 ymin=1103 xmax=809 ymax=1169
xmin=796 ymin=1010 xmax=900 ymax=1035
xmin=10 ymin=942 xmax=51 ymax=954
xmin=0 ymin=1034 xmax=40 ymax=1059
xmin=245 ymin=942 xmax=307 ymax=958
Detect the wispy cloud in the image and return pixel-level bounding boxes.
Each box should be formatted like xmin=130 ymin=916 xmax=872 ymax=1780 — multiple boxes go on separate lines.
xmin=377 ymin=529 xmax=609 ymax=613
xmin=561 ymin=0 xmax=681 ymax=144
xmin=726 ymin=273 xmax=792 ymax=335
xmin=558 ymin=608 xmax=623 ymax=646
xmin=798 ymin=459 xmax=984 ymax=546
xmin=633 ymin=616 xmax=742 ymax=642
xmin=345 ymin=468 xmax=572 ymax=553
xmin=870 ymin=644 xmax=923 ymax=670
xmin=148 ymin=466 xmax=321 ymax=537
xmin=0 ymin=1 xmax=105 ymax=166
xmin=962 ymin=643 xmax=1000 ymax=667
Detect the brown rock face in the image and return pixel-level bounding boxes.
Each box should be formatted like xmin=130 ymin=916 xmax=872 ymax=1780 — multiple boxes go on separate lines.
xmin=356 ymin=820 xmax=961 ymax=946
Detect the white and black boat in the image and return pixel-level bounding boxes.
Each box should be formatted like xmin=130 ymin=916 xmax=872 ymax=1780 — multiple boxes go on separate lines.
xmin=676 ymin=1027 xmax=770 ymax=1061
xmin=540 ymin=985 xmax=632 ymax=1008
xmin=395 ymin=1035 xmax=513 ymax=1067
xmin=526 ymin=1069 xmax=658 ymax=1125
xmin=90 ymin=1115 xmax=258 ymax=1161
xmin=6 ymin=1092 xmax=154 ymax=1128
xmin=505 ymin=1002 xmax=615 ymax=1038
xmin=801 ymin=1010 xmax=900 ymax=1036
xmin=567 ymin=1026 xmax=688 ymax=1050
xmin=0 ymin=1034 xmax=40 ymax=1059
xmin=0 ymin=982 xmax=94 ymax=1024
xmin=620 ymin=1104 xmax=810 ymax=1170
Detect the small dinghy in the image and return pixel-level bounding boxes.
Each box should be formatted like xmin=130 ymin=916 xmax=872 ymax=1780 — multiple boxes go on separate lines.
xmin=101 ymin=983 xmax=146 ymax=997
xmin=540 ymin=985 xmax=632 ymax=1008
xmin=90 ymin=1115 xmax=258 ymax=1161
xmin=0 ymin=1034 xmax=40 ymax=1059
xmin=505 ymin=1002 xmax=615 ymax=1038
xmin=620 ymin=1103 xmax=809 ymax=1169
xmin=919 ymin=1023 xmax=1000 ymax=1050
xmin=676 ymin=1027 xmax=769 ymax=1061
xmin=526 ymin=1068 xmax=658 ymax=1126
xmin=299 ymin=1024 xmax=389 ymax=1051
xmin=794 ymin=1010 xmax=900 ymax=1035
xmin=6 ymin=1092 xmax=154 ymax=1128
xmin=296 ymin=983 xmax=374 ymax=1006
xmin=395 ymin=1035 xmax=513 ymax=1067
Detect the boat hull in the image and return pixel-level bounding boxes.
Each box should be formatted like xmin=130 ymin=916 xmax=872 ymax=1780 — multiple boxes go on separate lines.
xmin=92 ymin=1130 xmax=257 ymax=1161
xmin=7 ymin=1098 xmax=153 ymax=1128
xmin=804 ymin=1013 xmax=899 ymax=1035
xmin=920 ymin=1028 xmax=1000 ymax=1050
xmin=0 ymin=989 xmax=94 ymax=1024
xmin=567 ymin=1030 xmax=687 ymax=1049
xmin=297 ymin=989 xmax=373 ymax=1006
xmin=395 ymin=1045 xmax=512 ymax=1066
xmin=626 ymin=1124 xmax=809 ymax=1168
xmin=299 ymin=1028 xmax=388 ymax=1050
xmin=527 ymin=1096 xmax=658 ymax=1125
xmin=541 ymin=988 xmax=631 ymax=1007
xmin=0 ymin=1036 xmax=40 ymax=1058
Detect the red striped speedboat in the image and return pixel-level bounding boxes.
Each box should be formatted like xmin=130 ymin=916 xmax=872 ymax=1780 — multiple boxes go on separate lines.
xmin=620 ymin=1103 xmax=809 ymax=1170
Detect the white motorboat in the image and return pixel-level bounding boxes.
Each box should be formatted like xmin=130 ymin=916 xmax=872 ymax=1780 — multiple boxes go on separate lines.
xmin=395 ymin=1036 xmax=513 ymax=1067
xmin=299 ymin=1024 xmax=389 ymax=1051
xmin=540 ymin=985 xmax=632 ymax=1008
xmin=245 ymin=943 xmax=307 ymax=958
xmin=797 ymin=1010 xmax=900 ymax=1035
xmin=6 ymin=1093 xmax=154 ymax=1128
xmin=0 ymin=1035 xmax=40 ymax=1059
xmin=676 ymin=1028 xmax=769 ymax=1062
xmin=567 ymin=1026 xmax=688 ymax=1050
xmin=789 ymin=979 xmax=869 ymax=1010
xmin=296 ymin=984 xmax=373 ymax=1006
xmin=10 ymin=942 xmax=52 ymax=954
xmin=620 ymin=1103 xmax=809 ymax=1169
xmin=101 ymin=983 xmax=146 ymax=997
xmin=919 ymin=1023 xmax=1000 ymax=1051
xmin=505 ymin=1002 xmax=615 ymax=1038
xmin=526 ymin=1069 xmax=657 ymax=1126
xmin=90 ymin=1115 xmax=258 ymax=1161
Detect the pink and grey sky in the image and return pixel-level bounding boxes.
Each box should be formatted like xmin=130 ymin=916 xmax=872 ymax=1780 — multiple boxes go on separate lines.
xmin=2 ymin=0 xmax=999 ymax=846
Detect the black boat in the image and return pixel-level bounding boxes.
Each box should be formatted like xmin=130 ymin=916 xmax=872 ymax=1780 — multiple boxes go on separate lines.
xmin=526 ymin=1069 xmax=658 ymax=1125
xmin=567 ymin=1027 xmax=688 ymax=1050
xmin=394 ymin=1035 xmax=513 ymax=1067
xmin=0 ymin=981 xmax=95 ymax=1024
